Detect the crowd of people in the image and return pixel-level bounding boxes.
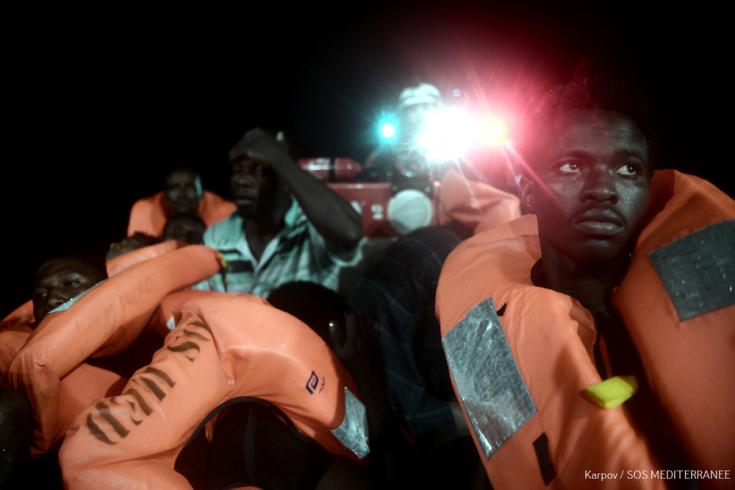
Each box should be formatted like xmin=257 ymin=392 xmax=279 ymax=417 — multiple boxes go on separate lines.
xmin=0 ymin=70 xmax=733 ymax=490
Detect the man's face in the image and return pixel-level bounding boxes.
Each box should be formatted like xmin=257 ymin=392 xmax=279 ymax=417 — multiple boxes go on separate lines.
xmin=523 ymin=110 xmax=651 ymax=266
xmin=32 ymin=259 xmax=102 ymax=324
xmin=164 ymin=171 xmax=201 ymax=215
xmin=230 ymin=157 xmax=276 ymax=218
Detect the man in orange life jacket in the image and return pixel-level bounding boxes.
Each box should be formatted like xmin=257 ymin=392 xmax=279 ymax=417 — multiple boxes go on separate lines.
xmin=32 ymin=256 xmax=162 ymax=378
xmin=438 ymin=71 xmax=735 ymax=488
xmin=516 ymin=75 xmax=692 ymax=472
xmin=1 ymin=257 xmax=105 ymax=488
xmin=127 ymin=168 xmax=235 ymax=237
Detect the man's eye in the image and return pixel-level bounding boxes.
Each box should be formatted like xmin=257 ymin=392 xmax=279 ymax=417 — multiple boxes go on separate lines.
xmin=64 ymin=279 xmax=80 ymax=288
xmin=616 ymin=163 xmax=641 ymax=176
xmin=557 ymin=161 xmax=580 ymax=174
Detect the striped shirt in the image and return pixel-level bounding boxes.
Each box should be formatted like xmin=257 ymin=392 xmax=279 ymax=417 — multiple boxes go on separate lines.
xmin=197 ymin=200 xmax=357 ymax=297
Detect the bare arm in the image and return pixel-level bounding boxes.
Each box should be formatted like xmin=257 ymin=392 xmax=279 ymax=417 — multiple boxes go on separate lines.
xmin=235 ymin=129 xmax=363 ymax=253
xmin=270 ymin=152 xmax=363 ymax=253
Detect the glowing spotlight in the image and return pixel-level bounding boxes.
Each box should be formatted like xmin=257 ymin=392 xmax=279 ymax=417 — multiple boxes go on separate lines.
xmin=478 ymin=115 xmax=510 ymax=148
xmin=381 ymin=122 xmax=396 ymax=139
xmin=415 ymin=107 xmax=474 ymax=163
xmin=377 ymin=114 xmax=399 ymax=144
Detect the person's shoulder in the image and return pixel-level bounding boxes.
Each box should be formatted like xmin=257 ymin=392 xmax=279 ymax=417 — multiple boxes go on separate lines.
xmin=201 ymin=190 xmax=232 ymax=206
xmin=437 ymin=215 xmax=539 ymax=330
xmin=203 ymin=212 xmax=242 ymax=248
xmin=284 ymin=199 xmax=310 ymax=230
xmin=131 ymin=192 xmax=164 ymax=209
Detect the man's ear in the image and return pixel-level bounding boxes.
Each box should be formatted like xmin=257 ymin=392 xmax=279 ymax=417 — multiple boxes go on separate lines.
xmin=519 ymin=175 xmax=536 ymax=214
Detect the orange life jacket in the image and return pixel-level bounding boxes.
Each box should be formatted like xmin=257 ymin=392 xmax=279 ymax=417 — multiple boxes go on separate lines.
xmin=0 ymin=301 xmax=35 ymax=382
xmin=437 ymin=170 xmax=735 ymax=489
xmin=60 ymin=290 xmax=369 ymax=490
xmin=8 ymin=245 xmax=221 ymax=455
xmin=1 ymin=322 xmax=126 ymax=452
xmin=437 ymin=167 xmax=521 ymax=233
xmin=127 ymin=190 xmax=236 ymax=237
xmin=0 ymin=300 xmax=34 ymax=332
xmin=106 ymin=239 xmax=182 ymax=277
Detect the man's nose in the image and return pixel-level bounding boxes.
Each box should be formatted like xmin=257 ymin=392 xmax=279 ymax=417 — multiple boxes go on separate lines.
xmin=580 ymin=167 xmax=619 ymax=204
xmin=47 ymin=290 xmax=71 ymax=311
xmin=232 ymin=173 xmax=256 ymax=188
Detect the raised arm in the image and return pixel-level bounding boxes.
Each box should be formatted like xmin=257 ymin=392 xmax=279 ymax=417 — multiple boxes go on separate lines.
xmin=233 ymin=129 xmax=363 ymax=253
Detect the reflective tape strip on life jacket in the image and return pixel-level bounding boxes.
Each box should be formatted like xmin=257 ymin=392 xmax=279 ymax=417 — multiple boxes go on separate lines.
xmin=8 ymin=245 xmax=221 ymax=456
xmin=331 ymin=385 xmax=369 ymax=458
xmin=442 ymin=297 xmax=535 ymax=458
xmin=61 ymin=292 xmax=368 ymax=489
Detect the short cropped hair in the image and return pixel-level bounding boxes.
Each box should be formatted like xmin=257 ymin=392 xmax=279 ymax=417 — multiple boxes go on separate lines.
xmin=518 ymin=68 xmax=657 ymax=171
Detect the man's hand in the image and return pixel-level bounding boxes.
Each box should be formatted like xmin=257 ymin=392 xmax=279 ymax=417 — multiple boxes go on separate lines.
xmin=229 ymin=128 xmax=289 ymax=167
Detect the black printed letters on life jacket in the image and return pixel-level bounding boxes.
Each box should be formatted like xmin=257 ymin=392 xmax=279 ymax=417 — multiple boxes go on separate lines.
xmin=86 ymin=318 xmax=212 ymax=445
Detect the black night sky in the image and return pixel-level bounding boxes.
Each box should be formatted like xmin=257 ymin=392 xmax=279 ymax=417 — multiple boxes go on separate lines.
xmin=2 ymin=3 xmax=732 ymax=315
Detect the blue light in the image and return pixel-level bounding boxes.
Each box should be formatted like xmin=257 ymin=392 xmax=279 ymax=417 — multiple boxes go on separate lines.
xmin=377 ymin=113 xmax=399 ymax=144
xmin=381 ymin=123 xmax=396 ymax=139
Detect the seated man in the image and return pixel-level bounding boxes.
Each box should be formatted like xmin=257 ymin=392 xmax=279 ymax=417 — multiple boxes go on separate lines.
xmin=1 ymin=257 xmax=106 ymax=488
xmin=30 ymin=255 xmax=162 ymax=379
xmin=127 ymin=168 xmax=235 ymax=237
xmin=199 ymin=129 xmax=363 ymax=297
xmin=437 ymin=73 xmax=734 ymax=488
xmin=347 ymin=226 xmax=492 ymax=490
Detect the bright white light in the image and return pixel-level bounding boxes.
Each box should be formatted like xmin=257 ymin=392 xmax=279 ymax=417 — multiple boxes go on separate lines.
xmin=477 ymin=115 xmax=509 ymax=148
xmin=381 ymin=122 xmax=396 ymax=139
xmin=415 ymin=107 xmax=475 ymax=163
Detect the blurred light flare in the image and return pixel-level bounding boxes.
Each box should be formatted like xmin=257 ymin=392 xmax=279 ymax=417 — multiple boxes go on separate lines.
xmin=414 ymin=107 xmax=512 ymax=163
xmin=377 ymin=113 xmax=399 ymax=144
xmin=381 ymin=122 xmax=396 ymax=139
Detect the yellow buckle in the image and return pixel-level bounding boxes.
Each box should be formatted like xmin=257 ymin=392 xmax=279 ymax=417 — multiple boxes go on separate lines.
xmin=584 ymin=375 xmax=638 ymax=409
